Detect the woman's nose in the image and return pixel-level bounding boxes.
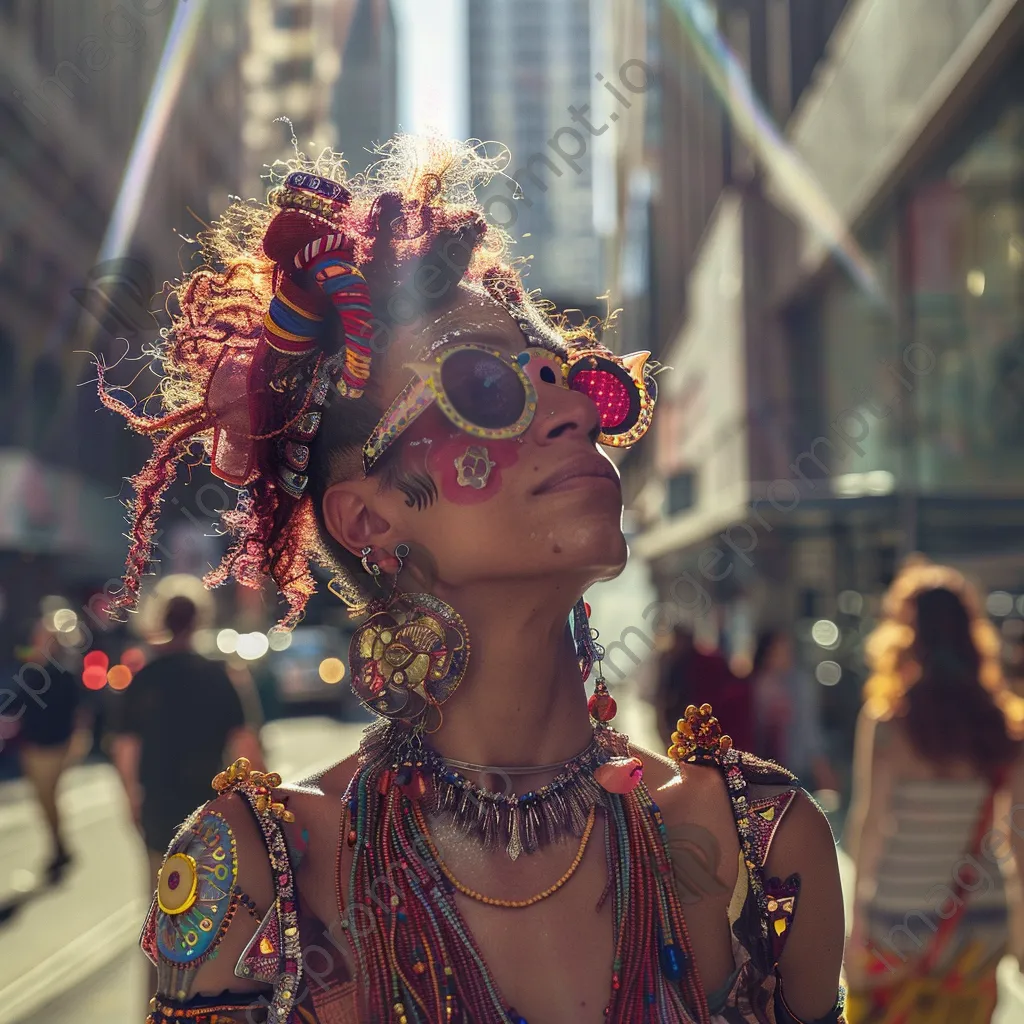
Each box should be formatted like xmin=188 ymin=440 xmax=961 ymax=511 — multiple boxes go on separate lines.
xmin=534 ymin=383 xmax=601 ymax=445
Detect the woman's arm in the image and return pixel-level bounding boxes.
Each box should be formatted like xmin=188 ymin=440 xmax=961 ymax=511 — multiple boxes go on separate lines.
xmin=842 ymin=708 xmax=897 ymax=990
xmin=765 ymin=793 xmax=846 ymax=1021
xmin=843 ymin=710 xmax=895 ymax=888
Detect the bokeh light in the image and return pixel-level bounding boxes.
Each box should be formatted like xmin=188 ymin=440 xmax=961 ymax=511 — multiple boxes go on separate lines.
xmin=268 ymin=628 xmax=293 ymax=652
xmin=216 ymin=628 xmax=239 ymax=654
xmin=107 ymin=664 xmax=133 ymax=690
xmin=82 ymin=665 xmax=108 ymax=690
xmin=319 ymin=658 xmax=346 ymax=684
xmin=837 ymin=590 xmax=863 ymax=616
xmin=83 ymin=650 xmax=109 ymax=671
xmin=121 ymin=647 xmax=148 ymax=673
xmin=236 ymin=632 xmax=270 ymax=661
xmin=815 ymin=661 xmax=842 ymax=686
xmin=811 ymin=620 xmax=840 ymax=648
xmin=986 ymin=591 xmax=1014 ymax=617
xmin=57 ymin=627 xmax=84 ymax=649
xmin=53 ymin=608 xmax=78 ymax=633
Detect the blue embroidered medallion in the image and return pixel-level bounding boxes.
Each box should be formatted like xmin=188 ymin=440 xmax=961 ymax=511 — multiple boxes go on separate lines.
xmin=156 ymin=808 xmax=238 ymax=965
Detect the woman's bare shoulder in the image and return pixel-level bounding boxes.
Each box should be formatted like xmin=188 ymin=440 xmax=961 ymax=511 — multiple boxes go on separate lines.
xmin=628 ymin=742 xmax=736 ymax=834
xmin=275 ymin=751 xmax=362 ymax=842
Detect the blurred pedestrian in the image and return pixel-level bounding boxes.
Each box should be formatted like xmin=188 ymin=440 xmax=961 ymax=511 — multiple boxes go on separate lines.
xmin=11 ymin=615 xmax=82 ymax=883
xmin=844 ymin=562 xmax=1024 ymax=1023
xmin=109 ymin=594 xmax=265 ymax=881
xmin=654 ymin=623 xmax=752 ymax=750
xmin=749 ymin=629 xmax=839 ymax=794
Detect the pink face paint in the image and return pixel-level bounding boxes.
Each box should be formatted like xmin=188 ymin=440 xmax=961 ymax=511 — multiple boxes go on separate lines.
xmin=428 ymin=433 xmax=521 ymax=505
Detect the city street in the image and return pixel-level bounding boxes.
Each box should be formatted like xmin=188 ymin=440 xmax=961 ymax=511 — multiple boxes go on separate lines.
xmin=3 ymin=704 xmax=1024 ymax=1022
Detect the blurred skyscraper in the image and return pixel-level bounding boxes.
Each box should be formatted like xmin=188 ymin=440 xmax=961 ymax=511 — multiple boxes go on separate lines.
xmin=242 ymin=0 xmax=398 ymax=187
xmin=467 ymin=0 xmax=602 ymax=308
xmin=242 ymin=0 xmax=344 ymax=194
xmin=0 ymin=0 xmax=250 ymax=597
xmin=332 ymin=0 xmax=397 ymax=174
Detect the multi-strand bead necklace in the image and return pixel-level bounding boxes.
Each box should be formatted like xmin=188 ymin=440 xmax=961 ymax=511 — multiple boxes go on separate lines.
xmin=339 ymin=720 xmax=710 ymax=1023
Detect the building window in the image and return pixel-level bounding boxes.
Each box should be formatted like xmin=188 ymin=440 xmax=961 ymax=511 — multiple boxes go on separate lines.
xmin=274 ymin=3 xmax=313 ymax=30
xmin=905 ymin=57 xmax=1024 ymax=491
xmin=273 ymin=57 xmax=315 ymax=86
xmin=818 ymin=220 xmax=902 ymax=482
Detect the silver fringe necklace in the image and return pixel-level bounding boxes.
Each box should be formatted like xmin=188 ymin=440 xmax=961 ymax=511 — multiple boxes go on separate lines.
xmin=359 ymin=720 xmax=628 ymax=860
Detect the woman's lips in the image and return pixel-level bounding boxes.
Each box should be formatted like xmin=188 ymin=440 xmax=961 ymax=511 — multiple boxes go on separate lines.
xmin=532 ymin=455 xmax=621 ymax=495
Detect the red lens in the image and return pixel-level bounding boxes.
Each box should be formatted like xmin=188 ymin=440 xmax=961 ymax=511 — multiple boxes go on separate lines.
xmin=570 ymin=369 xmax=632 ymax=429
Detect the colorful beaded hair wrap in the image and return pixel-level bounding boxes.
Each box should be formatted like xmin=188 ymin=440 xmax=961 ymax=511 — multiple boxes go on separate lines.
xmin=97 ymin=137 xmax=556 ymax=627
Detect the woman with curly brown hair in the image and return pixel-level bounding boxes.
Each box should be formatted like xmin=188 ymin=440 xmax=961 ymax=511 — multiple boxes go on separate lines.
xmin=105 ymin=136 xmax=846 ymax=1023
xmin=845 ymin=560 xmax=1024 ymax=1023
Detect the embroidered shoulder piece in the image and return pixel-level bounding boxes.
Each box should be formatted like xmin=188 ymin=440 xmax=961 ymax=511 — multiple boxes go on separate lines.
xmin=666 ymin=704 xmax=803 ymax=968
xmin=140 ymin=759 xmax=305 ymax=1024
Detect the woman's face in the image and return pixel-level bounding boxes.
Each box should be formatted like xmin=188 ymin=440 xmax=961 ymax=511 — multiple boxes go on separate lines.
xmin=334 ymin=290 xmax=628 ymax=593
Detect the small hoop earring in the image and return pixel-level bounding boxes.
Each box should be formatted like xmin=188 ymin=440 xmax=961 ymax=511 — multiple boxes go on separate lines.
xmin=393 ymin=543 xmax=410 ymax=574
xmin=360 ymin=546 xmax=381 ymax=578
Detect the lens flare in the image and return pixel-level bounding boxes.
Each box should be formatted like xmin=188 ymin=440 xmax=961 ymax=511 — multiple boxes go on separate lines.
xmin=665 ymin=0 xmax=882 ymax=302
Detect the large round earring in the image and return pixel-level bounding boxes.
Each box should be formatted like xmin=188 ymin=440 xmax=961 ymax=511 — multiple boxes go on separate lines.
xmin=348 ymin=544 xmax=470 ymax=727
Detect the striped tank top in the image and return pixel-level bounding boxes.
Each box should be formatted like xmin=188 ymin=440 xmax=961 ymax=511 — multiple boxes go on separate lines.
xmin=867 ymin=777 xmax=1008 ymax=974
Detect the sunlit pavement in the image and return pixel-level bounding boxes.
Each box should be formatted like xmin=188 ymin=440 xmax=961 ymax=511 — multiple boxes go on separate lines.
xmin=4 ymin=705 xmax=1023 ymax=1022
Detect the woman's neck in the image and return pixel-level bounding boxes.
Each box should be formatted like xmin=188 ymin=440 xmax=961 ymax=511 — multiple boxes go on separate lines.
xmin=426 ymin=579 xmax=594 ymax=769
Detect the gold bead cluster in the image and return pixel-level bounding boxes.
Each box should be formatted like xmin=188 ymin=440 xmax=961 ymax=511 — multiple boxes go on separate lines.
xmin=211 ymin=757 xmax=296 ymax=823
xmin=667 ymin=703 xmax=733 ymax=765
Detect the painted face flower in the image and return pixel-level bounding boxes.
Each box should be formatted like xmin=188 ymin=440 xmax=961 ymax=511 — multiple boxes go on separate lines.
xmin=453 ymin=445 xmax=496 ymax=490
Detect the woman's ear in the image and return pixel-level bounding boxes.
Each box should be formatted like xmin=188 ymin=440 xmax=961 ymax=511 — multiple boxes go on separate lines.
xmin=322 ymin=480 xmax=395 ymax=560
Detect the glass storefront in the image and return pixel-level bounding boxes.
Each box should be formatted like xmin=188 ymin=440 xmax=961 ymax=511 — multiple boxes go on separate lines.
xmin=817 ymin=55 xmax=1024 ymax=493
xmin=907 ymin=58 xmax=1024 ymax=491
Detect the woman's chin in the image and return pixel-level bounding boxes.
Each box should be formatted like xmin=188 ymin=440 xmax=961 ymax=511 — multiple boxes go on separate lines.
xmin=577 ymin=530 xmax=629 ymax=583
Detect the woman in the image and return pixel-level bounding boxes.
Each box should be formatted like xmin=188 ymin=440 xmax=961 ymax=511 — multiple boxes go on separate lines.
xmin=749 ymin=631 xmax=838 ymax=796
xmin=103 ymin=137 xmax=845 ymax=1023
xmin=845 ymin=561 xmax=1024 ymax=1023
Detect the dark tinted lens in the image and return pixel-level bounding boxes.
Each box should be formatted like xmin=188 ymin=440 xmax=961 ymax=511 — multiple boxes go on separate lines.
xmin=569 ymin=367 xmax=634 ymax=431
xmin=439 ymin=349 xmax=526 ymax=429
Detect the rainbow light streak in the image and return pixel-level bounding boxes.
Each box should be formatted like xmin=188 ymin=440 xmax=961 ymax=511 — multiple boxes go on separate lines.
xmin=666 ymin=0 xmax=882 ymax=302
xmin=97 ymin=0 xmax=210 ymax=264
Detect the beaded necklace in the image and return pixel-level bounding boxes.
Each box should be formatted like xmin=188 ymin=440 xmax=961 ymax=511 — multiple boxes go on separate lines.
xmin=340 ymin=724 xmax=710 ymax=1024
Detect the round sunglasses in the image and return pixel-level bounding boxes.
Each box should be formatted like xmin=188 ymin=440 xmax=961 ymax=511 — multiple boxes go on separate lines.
xmin=361 ymin=342 xmax=655 ymax=473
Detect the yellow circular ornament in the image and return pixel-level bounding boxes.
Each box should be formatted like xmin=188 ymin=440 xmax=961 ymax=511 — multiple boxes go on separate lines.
xmin=157 ymin=852 xmax=199 ymax=916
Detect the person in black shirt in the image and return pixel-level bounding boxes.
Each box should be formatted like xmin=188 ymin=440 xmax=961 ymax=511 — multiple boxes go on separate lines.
xmin=110 ymin=595 xmax=265 ymax=873
xmin=9 ymin=616 xmax=82 ymax=882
